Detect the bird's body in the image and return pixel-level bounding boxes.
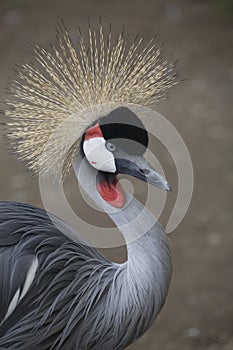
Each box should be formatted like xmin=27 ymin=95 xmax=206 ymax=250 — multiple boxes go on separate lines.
xmin=1 ymin=23 xmax=178 ymax=349
xmin=0 ymin=196 xmax=171 ymax=349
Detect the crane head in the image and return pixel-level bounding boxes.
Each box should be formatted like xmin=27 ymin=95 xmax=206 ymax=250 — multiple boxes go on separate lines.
xmin=81 ymin=106 xmax=171 ymax=208
xmin=5 ymin=25 xmax=179 ymax=180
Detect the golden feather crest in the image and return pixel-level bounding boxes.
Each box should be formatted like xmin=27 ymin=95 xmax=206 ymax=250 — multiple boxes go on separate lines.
xmin=5 ymin=23 xmax=179 ymax=179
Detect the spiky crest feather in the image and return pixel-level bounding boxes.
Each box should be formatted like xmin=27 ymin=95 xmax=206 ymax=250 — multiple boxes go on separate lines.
xmin=5 ymin=23 xmax=179 ymax=178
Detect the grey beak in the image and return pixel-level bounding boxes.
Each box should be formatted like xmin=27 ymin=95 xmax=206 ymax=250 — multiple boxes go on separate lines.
xmin=140 ymin=160 xmax=172 ymax=191
xmin=115 ymin=155 xmax=171 ymax=191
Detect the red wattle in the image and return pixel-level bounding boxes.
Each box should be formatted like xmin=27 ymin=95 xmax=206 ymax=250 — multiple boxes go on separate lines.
xmin=97 ymin=178 xmax=125 ymax=208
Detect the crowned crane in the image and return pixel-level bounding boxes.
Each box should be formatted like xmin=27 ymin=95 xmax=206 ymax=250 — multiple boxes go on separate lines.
xmin=0 ymin=24 xmax=179 ymax=349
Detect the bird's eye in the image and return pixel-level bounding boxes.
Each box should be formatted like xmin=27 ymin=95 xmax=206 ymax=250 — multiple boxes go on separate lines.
xmin=106 ymin=142 xmax=116 ymax=152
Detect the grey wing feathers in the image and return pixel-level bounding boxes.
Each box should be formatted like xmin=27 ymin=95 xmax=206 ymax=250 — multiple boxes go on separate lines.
xmin=0 ymin=248 xmax=36 ymax=323
xmin=0 ymin=201 xmax=153 ymax=350
xmin=0 ymin=201 xmax=117 ymax=349
xmin=0 ymin=202 xmax=43 ymax=326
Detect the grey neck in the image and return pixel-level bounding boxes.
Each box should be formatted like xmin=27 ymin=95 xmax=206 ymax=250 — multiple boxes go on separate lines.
xmin=73 ymin=153 xmax=172 ymax=330
xmin=73 ymin=154 xmax=157 ymax=242
xmin=73 ymin=153 xmax=171 ymax=271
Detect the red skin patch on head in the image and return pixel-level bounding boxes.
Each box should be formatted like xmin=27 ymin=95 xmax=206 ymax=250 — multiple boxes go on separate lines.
xmin=97 ymin=178 xmax=125 ymax=208
xmin=84 ymin=123 xmax=103 ymax=141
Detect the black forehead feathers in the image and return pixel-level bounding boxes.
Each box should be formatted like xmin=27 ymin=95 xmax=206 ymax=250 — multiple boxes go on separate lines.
xmin=99 ymin=107 xmax=148 ymax=155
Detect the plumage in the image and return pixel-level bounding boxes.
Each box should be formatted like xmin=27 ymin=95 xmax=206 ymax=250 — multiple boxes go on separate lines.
xmin=0 ymin=22 xmax=177 ymax=349
xmin=0 ymin=200 xmax=172 ymax=349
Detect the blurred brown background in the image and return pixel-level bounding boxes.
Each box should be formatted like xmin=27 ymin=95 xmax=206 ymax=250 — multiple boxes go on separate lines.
xmin=0 ymin=0 xmax=233 ymax=349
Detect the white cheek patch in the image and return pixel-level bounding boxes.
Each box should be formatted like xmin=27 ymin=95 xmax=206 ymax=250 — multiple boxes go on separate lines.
xmin=83 ymin=137 xmax=116 ymax=173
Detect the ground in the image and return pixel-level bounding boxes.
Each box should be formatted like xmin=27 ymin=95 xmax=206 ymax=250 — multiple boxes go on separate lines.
xmin=0 ymin=0 xmax=233 ymax=349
